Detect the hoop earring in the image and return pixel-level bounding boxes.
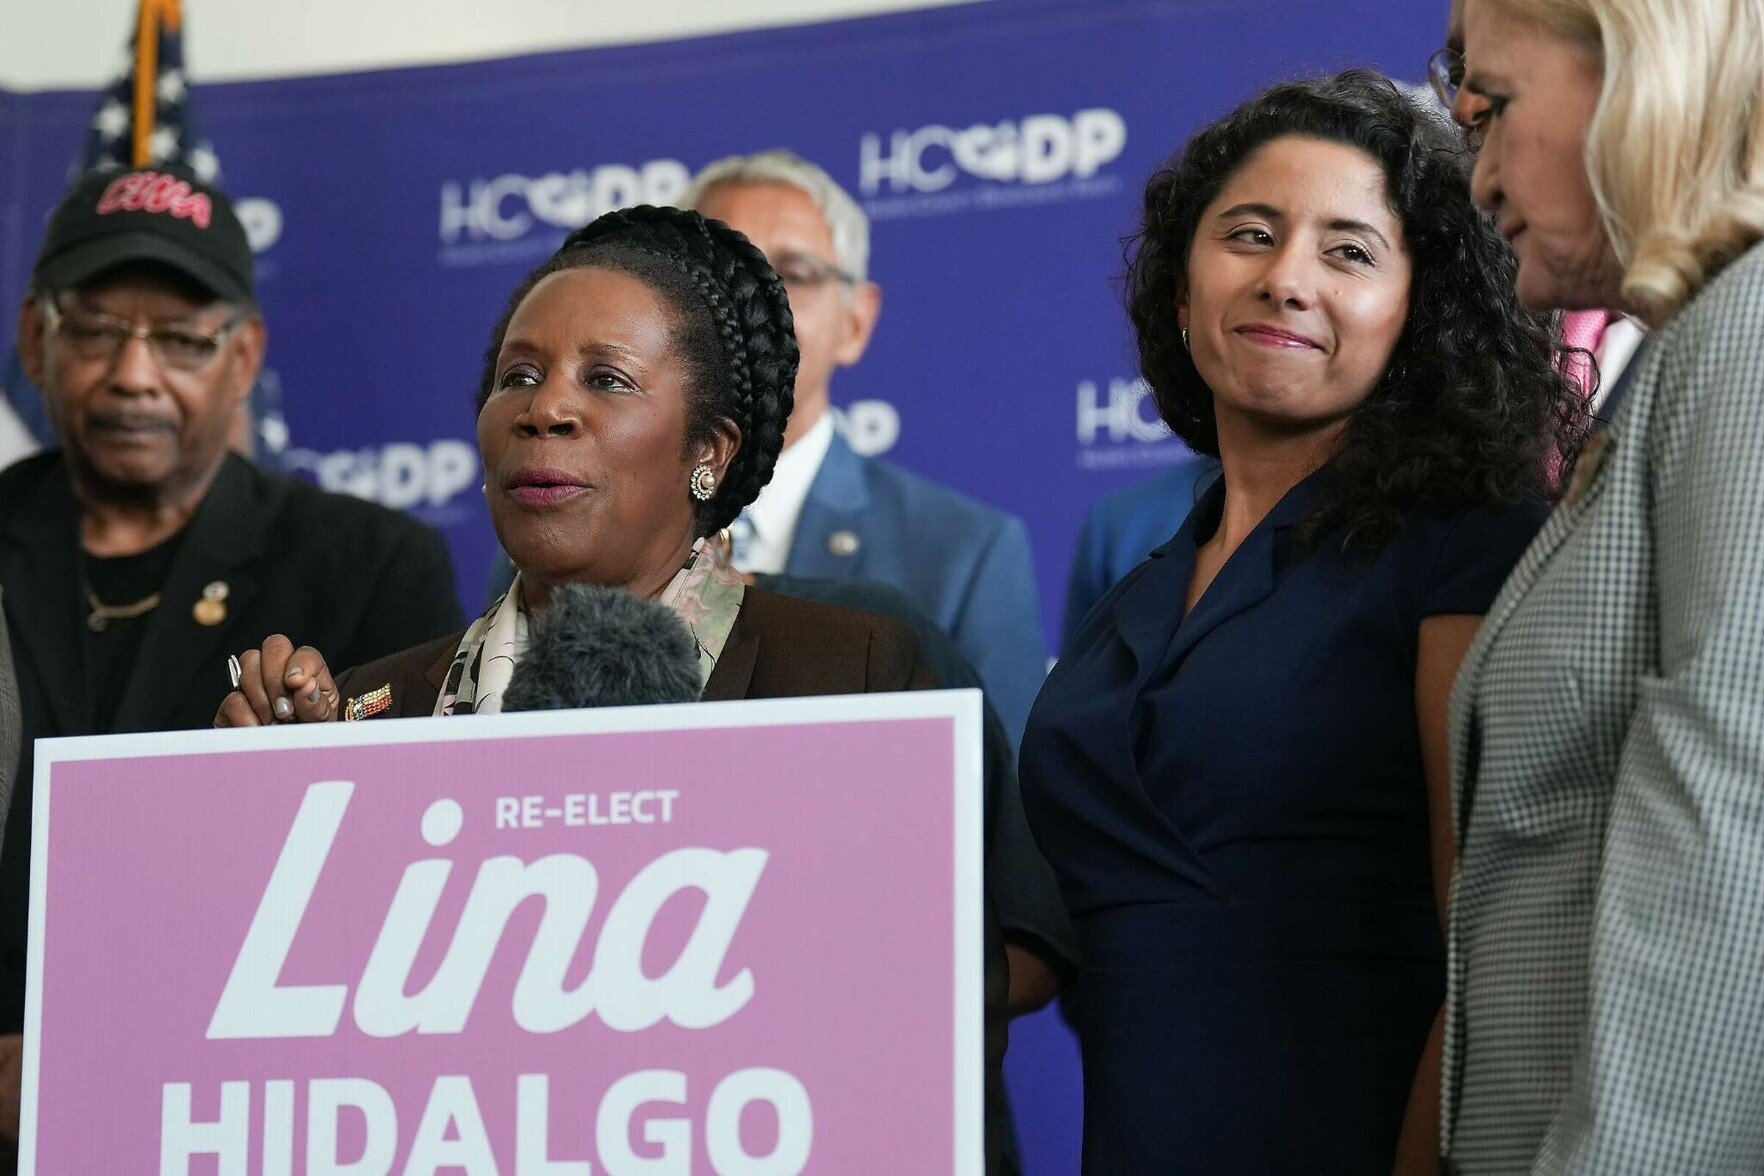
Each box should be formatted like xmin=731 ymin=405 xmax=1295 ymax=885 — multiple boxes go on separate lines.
xmin=690 ymin=464 xmax=717 ymax=501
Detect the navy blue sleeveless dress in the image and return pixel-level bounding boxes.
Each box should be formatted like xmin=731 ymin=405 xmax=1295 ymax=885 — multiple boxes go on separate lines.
xmin=1021 ymin=468 xmax=1546 ymax=1172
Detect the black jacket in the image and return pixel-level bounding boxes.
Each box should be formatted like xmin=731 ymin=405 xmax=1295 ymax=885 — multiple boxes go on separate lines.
xmin=0 ymin=451 xmax=465 ymax=1033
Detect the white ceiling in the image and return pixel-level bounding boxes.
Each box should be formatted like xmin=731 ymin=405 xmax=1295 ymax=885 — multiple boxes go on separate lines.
xmin=0 ymin=0 xmax=983 ymax=91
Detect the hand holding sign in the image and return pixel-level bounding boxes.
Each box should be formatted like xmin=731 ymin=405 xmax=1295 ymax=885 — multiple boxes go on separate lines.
xmin=215 ymin=634 xmax=338 ymax=726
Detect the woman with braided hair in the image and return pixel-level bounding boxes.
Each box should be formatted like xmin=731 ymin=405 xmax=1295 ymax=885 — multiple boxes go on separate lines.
xmin=214 ymin=204 xmax=936 ymax=715
xmin=213 ymin=204 xmax=1030 ymax=1172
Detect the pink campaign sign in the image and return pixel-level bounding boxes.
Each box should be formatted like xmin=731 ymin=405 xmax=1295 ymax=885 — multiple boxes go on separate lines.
xmin=23 ymin=692 xmax=984 ymax=1174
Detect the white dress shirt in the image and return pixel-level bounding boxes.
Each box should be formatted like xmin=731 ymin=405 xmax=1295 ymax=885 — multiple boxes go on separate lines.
xmin=730 ymin=410 xmax=835 ymax=575
xmin=1594 ymin=315 xmax=1646 ymax=413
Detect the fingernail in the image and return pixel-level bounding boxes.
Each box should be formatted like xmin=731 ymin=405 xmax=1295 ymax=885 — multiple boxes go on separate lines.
xmin=306 ymin=683 xmax=321 ymax=703
xmin=273 ymin=697 xmax=293 ymax=720
xmin=285 ymin=667 xmax=302 ymax=683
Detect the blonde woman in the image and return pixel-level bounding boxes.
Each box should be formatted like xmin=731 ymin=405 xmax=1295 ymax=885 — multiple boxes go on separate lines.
xmin=1445 ymin=0 xmax=1764 ymax=1171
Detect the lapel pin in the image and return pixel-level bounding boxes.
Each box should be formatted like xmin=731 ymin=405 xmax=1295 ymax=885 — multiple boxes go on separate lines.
xmin=192 ymin=580 xmax=229 ymax=627
xmin=827 ymin=530 xmax=861 ymax=558
xmin=344 ymin=684 xmax=393 ymax=722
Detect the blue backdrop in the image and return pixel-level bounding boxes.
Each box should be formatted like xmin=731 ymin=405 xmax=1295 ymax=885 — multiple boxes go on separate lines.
xmin=1 ymin=1 xmax=1443 ymax=1168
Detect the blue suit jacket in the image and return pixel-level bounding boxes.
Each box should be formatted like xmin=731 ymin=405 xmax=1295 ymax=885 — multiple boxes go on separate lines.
xmin=786 ymin=432 xmax=1047 ymax=750
xmin=1060 ymin=457 xmax=1216 ymax=654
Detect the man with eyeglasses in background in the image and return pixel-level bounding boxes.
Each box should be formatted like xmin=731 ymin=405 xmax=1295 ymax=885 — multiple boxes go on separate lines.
xmin=0 ymin=166 xmax=464 ymax=1156
xmin=683 ymin=150 xmax=1050 ymax=742
xmin=1430 ymin=0 xmax=1644 ymax=416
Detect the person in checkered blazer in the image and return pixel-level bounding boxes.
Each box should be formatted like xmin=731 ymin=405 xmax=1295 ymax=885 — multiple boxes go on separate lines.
xmin=1444 ymin=0 xmax=1764 ymax=1170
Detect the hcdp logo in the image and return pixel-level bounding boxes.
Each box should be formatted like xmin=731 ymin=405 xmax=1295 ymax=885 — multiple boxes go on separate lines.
xmin=1077 ymin=378 xmax=1170 ymax=445
xmin=1076 ymin=377 xmax=1190 ymax=471
xmin=235 ymin=198 xmax=283 ymax=253
xmin=860 ymin=109 xmax=1126 ymax=195
xmin=831 ymin=400 xmax=900 ymax=457
xmin=283 ymin=440 xmax=479 ymax=513
xmin=440 ymin=161 xmax=691 ymax=243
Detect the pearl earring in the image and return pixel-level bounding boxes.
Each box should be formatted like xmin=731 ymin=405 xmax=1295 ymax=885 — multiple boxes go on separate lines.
xmin=690 ymin=464 xmax=717 ymax=501
xmin=1181 ymin=326 xmax=1190 ymax=351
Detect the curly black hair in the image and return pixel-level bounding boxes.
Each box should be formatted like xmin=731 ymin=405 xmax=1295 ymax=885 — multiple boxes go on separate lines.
xmin=477 ymin=205 xmax=798 ymax=535
xmin=1126 ymin=69 xmax=1586 ymax=549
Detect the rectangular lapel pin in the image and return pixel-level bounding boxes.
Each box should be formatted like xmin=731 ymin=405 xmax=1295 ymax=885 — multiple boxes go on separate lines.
xmin=344 ymin=685 xmax=393 ymax=722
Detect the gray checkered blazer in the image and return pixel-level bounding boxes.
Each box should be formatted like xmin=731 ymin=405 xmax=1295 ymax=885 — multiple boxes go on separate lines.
xmin=1444 ymin=238 xmax=1764 ymax=1173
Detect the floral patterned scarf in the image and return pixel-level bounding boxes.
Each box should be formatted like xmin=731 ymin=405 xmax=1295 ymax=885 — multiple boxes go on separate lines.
xmin=433 ymin=538 xmax=745 ymax=716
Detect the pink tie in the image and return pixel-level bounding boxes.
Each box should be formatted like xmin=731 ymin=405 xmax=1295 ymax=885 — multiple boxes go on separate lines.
xmin=1560 ymin=309 xmax=1611 ymax=400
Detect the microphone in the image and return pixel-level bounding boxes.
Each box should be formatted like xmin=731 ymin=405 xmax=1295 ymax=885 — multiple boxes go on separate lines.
xmin=502 ymin=584 xmax=702 ymax=711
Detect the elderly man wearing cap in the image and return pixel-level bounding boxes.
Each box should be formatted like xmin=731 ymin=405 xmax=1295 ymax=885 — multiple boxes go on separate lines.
xmin=0 ymin=166 xmax=464 ymax=1143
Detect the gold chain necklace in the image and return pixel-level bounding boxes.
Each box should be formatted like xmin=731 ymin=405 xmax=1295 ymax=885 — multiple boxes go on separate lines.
xmin=85 ymin=588 xmax=163 ymax=632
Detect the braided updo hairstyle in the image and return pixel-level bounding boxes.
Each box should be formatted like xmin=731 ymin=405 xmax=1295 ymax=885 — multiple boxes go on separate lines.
xmin=477 ymin=205 xmax=798 ymax=535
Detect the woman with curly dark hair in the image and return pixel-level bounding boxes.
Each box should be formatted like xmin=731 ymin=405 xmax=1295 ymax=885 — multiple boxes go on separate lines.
xmin=1020 ymin=70 xmax=1582 ymax=1172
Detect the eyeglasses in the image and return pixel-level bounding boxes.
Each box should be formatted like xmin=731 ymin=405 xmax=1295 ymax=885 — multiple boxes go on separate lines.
xmin=43 ymin=300 xmax=244 ymax=373
xmin=771 ymin=253 xmax=857 ymax=291
xmin=1427 ymin=47 xmax=1465 ymax=108
xmin=1427 ymin=47 xmax=1494 ymax=151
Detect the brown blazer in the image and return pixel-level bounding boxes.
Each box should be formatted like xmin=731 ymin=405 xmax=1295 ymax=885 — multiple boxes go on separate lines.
xmin=333 ymin=583 xmax=939 ymax=716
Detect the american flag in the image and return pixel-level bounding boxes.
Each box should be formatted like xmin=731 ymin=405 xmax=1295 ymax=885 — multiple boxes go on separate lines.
xmin=77 ymin=0 xmax=221 ymax=181
xmin=0 ymin=0 xmax=288 ymax=467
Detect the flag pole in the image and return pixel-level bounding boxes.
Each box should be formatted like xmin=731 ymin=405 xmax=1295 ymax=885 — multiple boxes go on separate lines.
xmin=130 ymin=0 xmax=182 ymax=167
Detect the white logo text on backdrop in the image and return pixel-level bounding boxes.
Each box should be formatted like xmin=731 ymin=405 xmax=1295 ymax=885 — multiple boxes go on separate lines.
xmin=282 ymin=439 xmax=481 ymax=528
xmin=832 ymin=400 xmax=901 ymax=458
xmin=437 ymin=161 xmax=692 ymax=266
xmin=1076 ymin=376 xmax=1188 ymax=470
xmin=860 ymin=108 xmax=1127 ymax=221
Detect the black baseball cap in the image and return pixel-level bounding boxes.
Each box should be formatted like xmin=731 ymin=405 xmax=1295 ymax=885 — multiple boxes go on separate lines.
xmin=32 ymin=166 xmax=254 ymax=305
